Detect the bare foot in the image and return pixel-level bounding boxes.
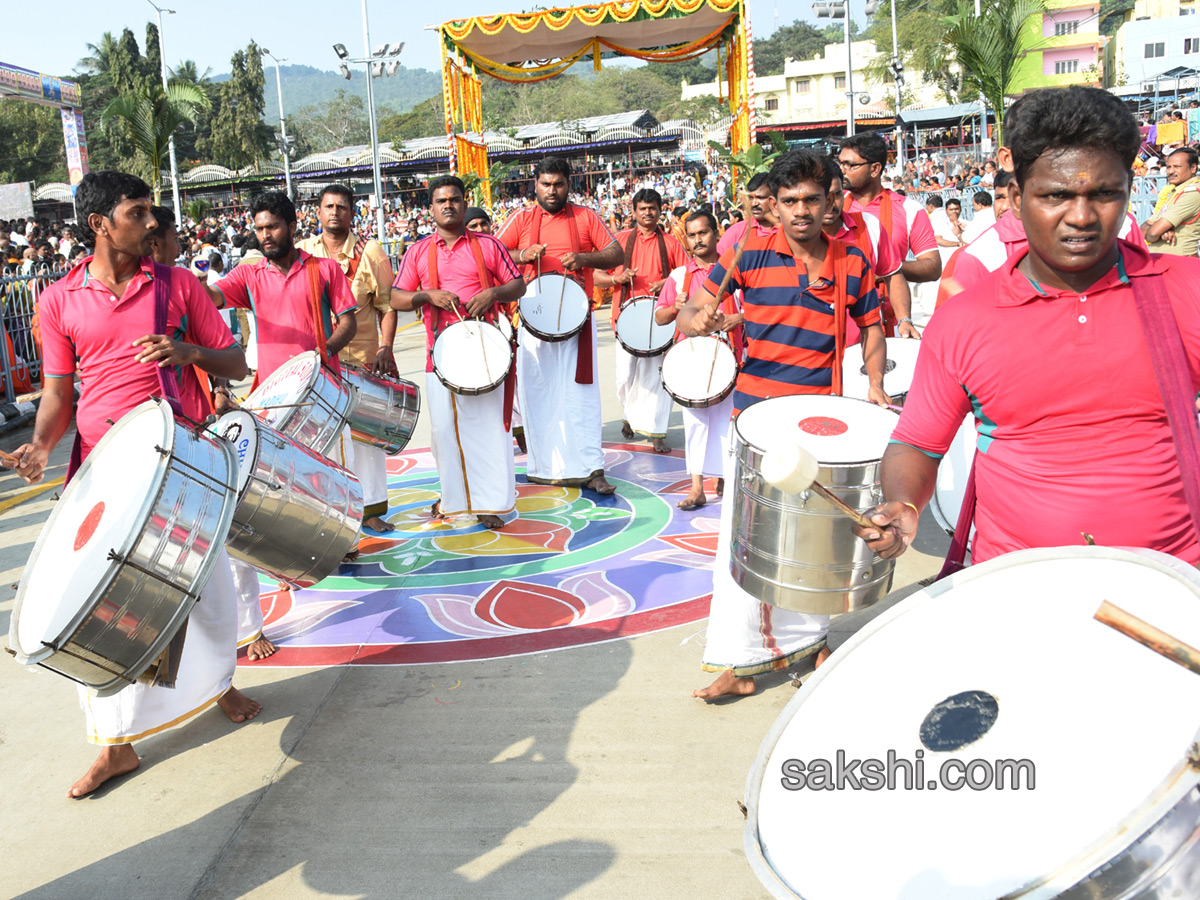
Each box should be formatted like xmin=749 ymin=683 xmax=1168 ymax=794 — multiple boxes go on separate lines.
xmin=814 ymin=646 xmax=831 ymax=669
xmin=584 ymin=473 xmax=617 ymax=496
xmin=715 ymin=477 xmax=724 ymax=497
xmin=478 ymin=514 xmax=504 ymax=530
xmin=621 ymin=421 xmax=634 ymax=439
xmin=68 ymin=744 xmax=139 ymax=798
xmin=430 ymin=500 xmax=443 ymax=519
xmin=677 ymin=491 xmax=706 ymax=511
xmin=652 ymin=438 xmax=670 ymax=453
xmin=364 ymin=515 xmax=394 ymax=533
xmin=276 ymin=581 xmax=293 ymax=592
xmin=218 ymin=686 xmax=262 ymax=723
xmin=514 ymin=431 xmax=527 ymax=454
xmin=342 ymin=548 xmax=360 ymax=563
xmin=247 ymin=636 xmax=277 ymax=661
xmin=692 ymin=669 xmax=756 ymax=700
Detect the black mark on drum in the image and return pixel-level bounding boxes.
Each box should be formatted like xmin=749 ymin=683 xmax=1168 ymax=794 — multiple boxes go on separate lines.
xmin=919 ymin=690 xmax=999 ymax=753
xmin=860 ymin=359 xmax=898 ymax=377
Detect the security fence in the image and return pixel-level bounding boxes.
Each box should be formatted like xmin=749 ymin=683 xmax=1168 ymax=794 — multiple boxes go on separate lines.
xmin=0 ymin=263 xmax=66 ymax=403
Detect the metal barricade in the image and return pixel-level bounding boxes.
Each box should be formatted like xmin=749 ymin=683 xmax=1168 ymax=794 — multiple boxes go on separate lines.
xmin=0 ymin=263 xmax=67 ymax=403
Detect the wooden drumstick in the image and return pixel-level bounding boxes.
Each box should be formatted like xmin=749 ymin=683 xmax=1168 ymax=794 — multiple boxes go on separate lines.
xmin=706 ymin=189 xmax=753 ymax=319
xmin=535 ymin=253 xmax=541 ymax=292
xmin=760 ymin=442 xmax=876 ymax=529
xmin=0 ymin=448 xmax=20 ymax=468
xmin=1094 ymin=600 xmax=1200 ymax=678
xmin=556 ymin=268 xmax=568 ymax=331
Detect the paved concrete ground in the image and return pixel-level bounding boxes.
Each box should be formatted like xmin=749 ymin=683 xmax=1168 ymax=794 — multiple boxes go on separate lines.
xmin=0 ymin=311 xmax=943 ymax=900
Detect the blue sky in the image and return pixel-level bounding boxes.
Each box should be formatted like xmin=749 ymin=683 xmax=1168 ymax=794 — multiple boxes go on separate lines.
xmin=5 ymin=0 xmax=800 ymax=81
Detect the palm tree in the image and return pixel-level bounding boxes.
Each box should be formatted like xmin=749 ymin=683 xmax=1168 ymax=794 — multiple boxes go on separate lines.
xmin=942 ymin=0 xmax=1047 ymax=146
xmin=76 ymin=32 xmax=120 ymax=78
xmin=170 ymin=60 xmax=213 ymax=86
xmin=707 ymin=132 xmax=787 ymax=199
xmin=100 ymin=82 xmax=211 ymax=204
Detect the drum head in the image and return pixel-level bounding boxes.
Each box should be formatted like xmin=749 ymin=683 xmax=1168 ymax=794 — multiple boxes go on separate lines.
xmin=432 ymin=321 xmax=511 ymax=391
xmin=748 ymin=547 xmax=1200 ymax=900
xmin=213 ymin=409 xmax=259 ymax=495
xmin=841 ymin=337 xmax=922 ymax=402
xmin=12 ymin=401 xmax=172 ymax=659
xmin=615 ymin=296 xmax=675 ymax=354
xmin=520 ymin=275 xmax=589 ymax=336
xmin=244 ymin=351 xmax=320 ymax=429
xmin=661 ymin=337 xmax=737 ymax=402
xmin=931 ymin=414 xmax=978 ymax=539
xmin=736 ymin=395 xmax=897 ymax=464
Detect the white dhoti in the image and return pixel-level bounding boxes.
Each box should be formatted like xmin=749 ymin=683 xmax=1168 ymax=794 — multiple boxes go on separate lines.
xmin=682 ymin=394 xmax=734 ymax=477
xmin=81 ymin=548 xmax=239 ymax=744
xmin=231 ymin=557 xmax=265 ymax=648
xmin=517 ymin=320 xmax=604 ymax=484
xmin=615 ymin=345 xmax=673 ymax=439
xmin=351 ymin=441 xmax=390 ymax=519
xmin=427 ymin=373 xmax=517 ymax=520
xmin=701 ymin=452 xmax=828 ymax=677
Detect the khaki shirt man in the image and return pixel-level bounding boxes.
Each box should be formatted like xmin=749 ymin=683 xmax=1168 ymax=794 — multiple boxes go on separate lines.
xmin=297 ymin=229 xmax=397 ymax=372
xmin=1142 ymin=149 xmax=1200 ymax=258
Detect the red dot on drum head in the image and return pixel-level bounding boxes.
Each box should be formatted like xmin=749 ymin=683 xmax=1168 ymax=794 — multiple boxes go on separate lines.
xmin=74 ymin=501 xmax=105 ymax=552
xmin=798 ymin=416 xmax=848 ymax=436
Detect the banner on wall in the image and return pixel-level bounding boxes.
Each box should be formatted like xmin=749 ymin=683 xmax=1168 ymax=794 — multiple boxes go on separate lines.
xmin=60 ymin=108 xmax=90 ymax=186
xmin=0 ymin=62 xmax=81 ymax=107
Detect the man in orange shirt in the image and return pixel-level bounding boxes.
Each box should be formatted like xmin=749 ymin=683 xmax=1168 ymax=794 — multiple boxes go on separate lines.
xmin=496 ymin=157 xmax=624 ymax=494
xmin=596 ymin=188 xmax=687 ymax=452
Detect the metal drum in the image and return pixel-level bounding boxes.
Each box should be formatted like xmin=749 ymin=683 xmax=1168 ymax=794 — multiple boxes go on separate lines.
xmin=342 ymin=365 xmax=420 ymax=455
xmin=731 ymin=395 xmax=898 ymax=614
xmin=841 ymin=336 xmax=922 ymax=405
xmin=615 ymin=295 xmax=676 ymax=357
xmin=9 ymin=399 xmax=238 ymax=696
xmin=660 ymin=336 xmax=738 ymax=408
xmin=243 ymin=351 xmax=353 ymax=458
xmin=519 ymin=274 xmax=589 ymax=342
xmin=212 ymin=410 xmax=363 ymax=587
xmin=432 ymin=320 xmax=512 ymax=395
xmin=746 ymin=546 xmax=1200 ymax=900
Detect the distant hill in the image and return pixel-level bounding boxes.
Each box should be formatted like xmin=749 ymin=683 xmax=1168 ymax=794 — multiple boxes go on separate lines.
xmin=212 ymin=63 xmax=442 ymax=118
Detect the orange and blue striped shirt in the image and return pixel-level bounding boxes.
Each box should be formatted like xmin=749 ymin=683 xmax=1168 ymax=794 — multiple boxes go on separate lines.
xmin=705 ymin=230 xmax=881 ymax=412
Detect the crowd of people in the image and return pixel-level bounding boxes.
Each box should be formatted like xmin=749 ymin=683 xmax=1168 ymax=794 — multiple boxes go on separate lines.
xmin=4 ymin=84 xmax=1200 ymax=804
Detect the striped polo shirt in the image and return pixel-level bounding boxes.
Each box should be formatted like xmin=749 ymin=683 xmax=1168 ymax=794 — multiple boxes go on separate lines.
xmin=705 ymin=229 xmax=881 ymax=412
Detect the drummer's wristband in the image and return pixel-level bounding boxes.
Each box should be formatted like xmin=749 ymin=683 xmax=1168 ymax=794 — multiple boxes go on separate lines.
xmin=898 ymin=317 xmax=914 ymax=325
xmin=901 ymin=501 xmax=920 ymax=517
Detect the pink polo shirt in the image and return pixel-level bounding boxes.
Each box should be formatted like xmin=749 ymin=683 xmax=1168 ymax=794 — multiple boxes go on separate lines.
xmin=657 ymin=258 xmax=744 ymax=359
xmin=894 ymin=241 xmax=1200 ymax=565
xmin=39 ymin=256 xmax=237 ymax=458
xmin=215 ymin=251 xmax=355 ymax=381
xmin=846 ymin=189 xmax=938 ymax=268
xmin=716 ymin=218 xmax=776 ymax=257
xmin=393 ymin=230 xmax=521 ymax=372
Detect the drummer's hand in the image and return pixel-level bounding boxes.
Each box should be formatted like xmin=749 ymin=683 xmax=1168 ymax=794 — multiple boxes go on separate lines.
xmin=897 ymin=320 xmax=921 ymax=340
xmin=720 ymin=311 xmax=744 ymax=331
xmin=423 ymin=290 xmax=460 ymax=311
xmin=560 ymin=252 xmax=583 ymax=272
xmin=466 ymin=288 xmax=496 ymax=317
xmin=372 ymin=346 xmax=398 ymax=377
xmin=10 ymin=443 xmax=48 ymax=484
xmin=852 ymin=501 xmax=918 ymax=559
xmin=520 ymin=244 xmax=546 ymax=263
xmin=614 ymin=268 xmax=636 ymax=285
xmin=692 ymin=304 xmax=726 ymax=336
xmin=133 ymin=334 xmax=196 ymax=368
xmin=648 ymin=278 xmax=667 ymax=294
xmin=867 ymin=384 xmax=893 ymax=408
xmin=213 ymin=388 xmax=236 ymax=414
xmin=673 ymin=295 xmax=688 ymax=312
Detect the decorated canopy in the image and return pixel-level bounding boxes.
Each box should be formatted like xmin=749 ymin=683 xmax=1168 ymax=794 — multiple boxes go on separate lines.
xmin=436 ymin=0 xmax=755 ymax=206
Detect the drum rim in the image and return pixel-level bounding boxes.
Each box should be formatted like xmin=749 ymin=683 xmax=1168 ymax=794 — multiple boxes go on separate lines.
xmin=660 ymin=336 xmax=738 ymax=407
xmin=615 ymin=296 xmax=675 ymax=357
xmin=733 ymin=396 xmax=898 ymax=468
xmin=431 ymin=320 xmax=512 ymax=395
xmin=742 ymin=545 xmax=1200 ymax=900
xmin=211 ymin=408 xmax=263 ymax=501
xmin=11 ymin=400 xmax=239 ymax=683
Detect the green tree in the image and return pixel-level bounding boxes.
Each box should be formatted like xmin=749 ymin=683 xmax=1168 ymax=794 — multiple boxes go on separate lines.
xmin=708 ymin=133 xmax=786 ymax=197
xmin=754 ymin=20 xmax=855 ymax=76
xmin=942 ymin=0 xmax=1047 ymax=145
xmin=0 ymin=100 xmax=69 ymax=185
xmin=377 ymin=93 xmax=445 ymax=143
xmin=864 ymin=0 xmax=962 ymax=105
xmin=75 ymin=27 xmax=158 ymax=170
xmin=199 ymin=42 xmax=271 ymax=169
xmin=100 ymin=82 xmax=211 ymax=203
xmin=286 ymin=89 xmax=370 ymax=154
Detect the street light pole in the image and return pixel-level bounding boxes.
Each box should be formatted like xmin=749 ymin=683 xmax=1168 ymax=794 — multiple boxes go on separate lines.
xmin=845 ymin=6 xmax=855 ymax=137
xmin=146 ymin=0 xmax=182 ymax=216
xmin=890 ymin=0 xmax=904 ymax=164
xmin=261 ymin=49 xmax=294 ymax=199
xmin=361 ymin=0 xmax=385 ymax=242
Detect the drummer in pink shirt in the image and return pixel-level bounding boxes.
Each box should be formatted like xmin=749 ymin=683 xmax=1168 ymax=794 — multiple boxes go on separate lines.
xmin=716 ymin=173 xmax=778 ymax=256
xmin=854 ymin=87 xmax=1200 ymax=577
xmin=210 ymin=191 xmax=356 ymax=384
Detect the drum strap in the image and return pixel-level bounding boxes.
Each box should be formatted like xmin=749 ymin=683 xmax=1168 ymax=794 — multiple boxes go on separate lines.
xmin=874 ymin=190 xmax=897 ymax=336
xmin=345 ymin=235 xmax=369 ymax=282
xmin=1131 ymin=272 xmax=1200 ymax=540
xmin=152 ymin=263 xmax=184 ymax=416
xmin=529 ymin=204 xmax=593 ymax=385
xmin=618 ymin=227 xmax=671 ymax=311
xmin=935 ymin=461 xmax=977 ymax=582
xmin=305 ymin=256 xmax=332 ymax=367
